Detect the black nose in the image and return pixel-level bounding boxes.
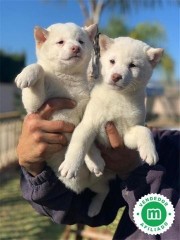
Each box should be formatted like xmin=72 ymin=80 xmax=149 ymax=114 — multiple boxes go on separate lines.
xmin=71 ymin=45 xmax=80 ymax=54
xmin=112 ymin=73 xmax=122 ymax=82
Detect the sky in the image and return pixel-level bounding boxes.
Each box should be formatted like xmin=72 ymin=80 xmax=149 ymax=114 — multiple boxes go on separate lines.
xmin=0 ymin=0 xmax=180 ymax=81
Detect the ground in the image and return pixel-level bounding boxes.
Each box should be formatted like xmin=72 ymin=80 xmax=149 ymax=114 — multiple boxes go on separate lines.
xmin=0 ymin=166 xmax=124 ymax=240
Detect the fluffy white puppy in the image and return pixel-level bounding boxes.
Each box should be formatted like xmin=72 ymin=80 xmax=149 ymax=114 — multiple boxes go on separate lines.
xmin=16 ymin=24 xmax=116 ymax=218
xmin=59 ymin=36 xmax=164 ymax=214
xmin=15 ymin=23 xmax=108 ymax=196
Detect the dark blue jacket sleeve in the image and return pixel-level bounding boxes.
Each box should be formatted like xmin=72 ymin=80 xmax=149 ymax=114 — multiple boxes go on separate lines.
xmin=20 ymin=130 xmax=179 ymax=239
xmin=114 ymin=130 xmax=180 ymax=240
xmin=20 ymin=165 xmax=125 ymax=226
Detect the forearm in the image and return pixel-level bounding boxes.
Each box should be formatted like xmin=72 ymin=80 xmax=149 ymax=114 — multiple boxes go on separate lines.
xmin=121 ymin=164 xmax=179 ymax=239
xmin=20 ymin=166 xmax=74 ymax=222
xmin=121 ymin=164 xmax=168 ymax=215
xmin=121 ymin=129 xmax=180 ymax=203
xmin=20 ymin=166 xmax=124 ymax=226
xmin=120 ymin=130 xmax=180 ymax=239
xmin=21 ymin=166 xmax=67 ymax=201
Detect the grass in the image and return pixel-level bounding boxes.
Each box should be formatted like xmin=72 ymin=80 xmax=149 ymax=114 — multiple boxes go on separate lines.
xmin=0 ymin=170 xmax=65 ymax=240
xmin=0 ymin=168 xmax=124 ymax=240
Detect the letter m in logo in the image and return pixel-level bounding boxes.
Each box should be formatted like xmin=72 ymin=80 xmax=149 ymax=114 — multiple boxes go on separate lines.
xmin=147 ymin=208 xmax=161 ymax=220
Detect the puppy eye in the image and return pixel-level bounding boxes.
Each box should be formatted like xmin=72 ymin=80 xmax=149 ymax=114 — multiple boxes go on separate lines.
xmin=57 ymin=40 xmax=64 ymax=45
xmin=79 ymin=40 xmax=84 ymax=44
xmin=110 ymin=59 xmax=115 ymax=64
xmin=129 ymin=63 xmax=136 ymax=68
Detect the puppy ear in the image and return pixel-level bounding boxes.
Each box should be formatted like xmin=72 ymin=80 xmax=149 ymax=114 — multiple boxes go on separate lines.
xmin=84 ymin=23 xmax=98 ymax=41
xmin=34 ymin=26 xmax=49 ymax=46
xmin=99 ymin=34 xmax=114 ymax=52
xmin=146 ymin=47 xmax=164 ymax=67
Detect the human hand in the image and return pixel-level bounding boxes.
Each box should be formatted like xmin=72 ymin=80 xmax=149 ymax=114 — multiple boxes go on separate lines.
xmin=98 ymin=122 xmax=142 ymax=179
xmin=17 ymin=98 xmax=75 ymax=176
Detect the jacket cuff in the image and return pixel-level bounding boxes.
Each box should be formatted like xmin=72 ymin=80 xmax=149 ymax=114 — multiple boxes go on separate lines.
xmin=21 ymin=165 xmax=58 ymax=186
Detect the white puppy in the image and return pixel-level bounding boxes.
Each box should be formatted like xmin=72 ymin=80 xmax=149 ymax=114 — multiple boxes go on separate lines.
xmin=15 ymin=23 xmax=106 ymax=192
xmin=16 ymin=23 xmax=114 ymax=217
xmin=59 ymin=36 xmax=164 ymax=211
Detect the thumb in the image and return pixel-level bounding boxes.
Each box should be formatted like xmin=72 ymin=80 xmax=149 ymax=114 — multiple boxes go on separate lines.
xmin=105 ymin=122 xmax=124 ymax=148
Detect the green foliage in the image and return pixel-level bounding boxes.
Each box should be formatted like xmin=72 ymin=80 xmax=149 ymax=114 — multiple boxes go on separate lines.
xmin=129 ymin=23 xmax=165 ymax=46
xmin=102 ymin=0 xmax=179 ymax=14
xmin=101 ymin=18 xmax=129 ymax=37
xmin=107 ymin=0 xmax=163 ymax=13
xmin=101 ymin=18 xmax=165 ymax=45
xmin=160 ymin=53 xmax=174 ymax=84
xmin=0 ymin=50 xmax=25 ymax=83
xmin=161 ymin=53 xmax=174 ymax=74
xmin=101 ymin=18 xmax=174 ymax=84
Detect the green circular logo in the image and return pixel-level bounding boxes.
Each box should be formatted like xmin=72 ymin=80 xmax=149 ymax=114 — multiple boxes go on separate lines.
xmin=133 ymin=193 xmax=175 ymax=235
xmin=141 ymin=201 xmax=167 ymax=226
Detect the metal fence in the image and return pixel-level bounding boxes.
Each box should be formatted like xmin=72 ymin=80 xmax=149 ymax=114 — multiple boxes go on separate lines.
xmin=0 ymin=112 xmax=22 ymax=169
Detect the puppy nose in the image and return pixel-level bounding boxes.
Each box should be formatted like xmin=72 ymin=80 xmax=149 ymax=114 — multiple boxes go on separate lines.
xmin=71 ymin=45 xmax=80 ymax=53
xmin=112 ymin=73 xmax=122 ymax=82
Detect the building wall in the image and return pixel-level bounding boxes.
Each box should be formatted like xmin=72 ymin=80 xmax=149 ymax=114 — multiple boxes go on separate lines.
xmin=0 ymin=83 xmax=18 ymax=113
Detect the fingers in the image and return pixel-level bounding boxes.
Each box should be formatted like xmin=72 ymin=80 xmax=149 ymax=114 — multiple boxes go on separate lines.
xmin=35 ymin=132 xmax=67 ymax=145
xmin=46 ymin=143 xmax=63 ymax=153
xmin=24 ymin=108 xmax=75 ymax=134
xmin=38 ymin=98 xmax=76 ymax=120
xmin=105 ymin=122 xmax=124 ymax=148
xmin=36 ymin=142 xmax=63 ymax=157
xmin=40 ymin=120 xmax=75 ymax=133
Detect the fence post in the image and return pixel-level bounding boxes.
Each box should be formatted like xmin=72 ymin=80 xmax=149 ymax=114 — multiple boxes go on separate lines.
xmin=76 ymin=224 xmax=85 ymax=240
xmin=0 ymin=111 xmax=22 ymax=169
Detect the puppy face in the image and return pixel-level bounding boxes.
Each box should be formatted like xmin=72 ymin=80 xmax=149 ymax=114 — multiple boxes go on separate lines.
xmin=34 ymin=23 xmax=97 ymax=73
xmin=99 ymin=35 xmax=163 ymax=92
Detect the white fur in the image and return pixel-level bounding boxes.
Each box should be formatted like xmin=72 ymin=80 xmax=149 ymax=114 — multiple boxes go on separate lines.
xmin=59 ymin=36 xmax=163 ymax=216
xmin=15 ymin=23 xmax=111 ymax=207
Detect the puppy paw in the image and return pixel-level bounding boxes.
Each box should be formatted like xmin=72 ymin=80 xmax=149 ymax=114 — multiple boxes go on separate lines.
xmin=86 ymin=159 xmax=105 ymax=177
xmin=58 ymin=161 xmax=79 ymax=179
xmin=138 ymin=144 xmax=159 ymax=165
xmin=85 ymin=154 xmax=105 ymax=177
xmin=15 ymin=64 xmax=43 ymax=89
xmin=15 ymin=70 xmax=38 ymax=89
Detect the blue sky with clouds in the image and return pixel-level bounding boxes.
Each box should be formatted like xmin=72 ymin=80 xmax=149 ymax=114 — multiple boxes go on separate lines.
xmin=0 ymin=0 xmax=179 ymax=80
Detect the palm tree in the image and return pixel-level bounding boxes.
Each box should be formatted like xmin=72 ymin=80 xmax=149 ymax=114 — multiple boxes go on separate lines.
xmin=77 ymin=0 xmax=179 ymax=26
xmin=44 ymin=0 xmax=178 ymax=84
xmin=45 ymin=0 xmax=179 ymax=26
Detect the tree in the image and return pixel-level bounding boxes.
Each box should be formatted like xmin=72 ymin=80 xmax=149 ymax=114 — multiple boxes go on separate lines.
xmin=101 ymin=18 xmax=174 ymax=84
xmin=45 ymin=0 xmax=179 ymax=26
xmin=45 ymin=0 xmax=178 ymax=83
xmin=0 ymin=50 xmax=25 ymax=83
xmin=76 ymin=0 xmax=176 ymax=83
xmin=77 ymin=0 xmax=179 ymax=26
